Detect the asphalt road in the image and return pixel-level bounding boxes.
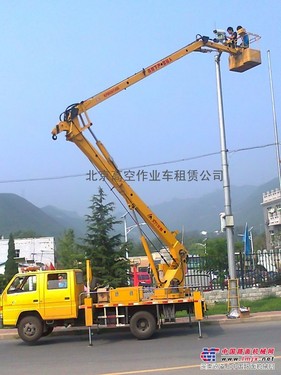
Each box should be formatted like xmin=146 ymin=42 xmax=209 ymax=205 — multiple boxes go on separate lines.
xmin=0 ymin=321 xmax=280 ymax=375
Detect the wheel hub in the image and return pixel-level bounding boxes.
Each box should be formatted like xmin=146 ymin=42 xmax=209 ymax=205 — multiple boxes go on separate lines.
xmin=24 ymin=323 xmax=36 ymax=337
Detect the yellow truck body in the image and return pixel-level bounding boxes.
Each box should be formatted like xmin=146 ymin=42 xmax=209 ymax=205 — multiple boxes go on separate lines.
xmin=0 ymin=269 xmax=205 ymax=344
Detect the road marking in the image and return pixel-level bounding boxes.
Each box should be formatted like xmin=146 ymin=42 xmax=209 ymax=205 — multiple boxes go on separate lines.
xmin=100 ymin=364 xmax=201 ymax=375
xmin=101 ymin=356 xmax=281 ymax=375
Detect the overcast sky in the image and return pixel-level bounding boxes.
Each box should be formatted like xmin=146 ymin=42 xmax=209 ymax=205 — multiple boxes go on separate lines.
xmin=1 ymin=1 xmax=280 ymax=216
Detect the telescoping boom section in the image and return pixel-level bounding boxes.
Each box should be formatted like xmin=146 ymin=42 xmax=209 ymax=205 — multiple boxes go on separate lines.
xmin=53 ymin=34 xmax=260 ymax=120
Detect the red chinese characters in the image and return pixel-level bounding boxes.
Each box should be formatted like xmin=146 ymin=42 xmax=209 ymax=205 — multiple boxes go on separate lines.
xmin=103 ymin=86 xmax=120 ymax=98
xmin=147 ymin=58 xmax=172 ymax=74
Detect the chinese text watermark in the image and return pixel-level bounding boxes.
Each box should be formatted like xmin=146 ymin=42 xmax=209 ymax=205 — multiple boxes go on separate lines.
xmin=200 ymin=347 xmax=275 ymax=371
xmin=86 ymin=169 xmax=223 ymax=183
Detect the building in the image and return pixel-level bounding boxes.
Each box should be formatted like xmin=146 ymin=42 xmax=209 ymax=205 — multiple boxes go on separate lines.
xmin=0 ymin=237 xmax=56 ymax=274
xmin=261 ymin=189 xmax=281 ymax=249
xmin=129 ymin=249 xmax=172 ymax=272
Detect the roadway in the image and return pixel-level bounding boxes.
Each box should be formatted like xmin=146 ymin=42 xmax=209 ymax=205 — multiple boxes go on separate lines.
xmin=0 ymin=320 xmax=280 ymax=375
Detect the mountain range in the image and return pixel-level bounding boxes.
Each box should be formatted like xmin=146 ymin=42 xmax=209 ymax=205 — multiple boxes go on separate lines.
xmin=0 ymin=193 xmax=86 ymax=239
xmin=0 ymin=178 xmax=278 ymax=239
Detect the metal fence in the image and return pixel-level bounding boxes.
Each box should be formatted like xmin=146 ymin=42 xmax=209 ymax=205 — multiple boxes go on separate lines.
xmin=186 ymin=250 xmax=281 ymax=291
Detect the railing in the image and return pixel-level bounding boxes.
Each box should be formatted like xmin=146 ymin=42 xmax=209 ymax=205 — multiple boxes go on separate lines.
xmin=268 ymin=213 xmax=281 ymax=226
xmin=187 ymin=250 xmax=281 ymax=290
xmin=78 ymin=251 xmax=281 ymax=299
xmin=263 ymin=189 xmax=281 ymax=203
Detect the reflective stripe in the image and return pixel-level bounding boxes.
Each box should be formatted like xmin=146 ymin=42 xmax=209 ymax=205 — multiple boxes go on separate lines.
xmin=88 ymin=297 xmax=203 ymax=309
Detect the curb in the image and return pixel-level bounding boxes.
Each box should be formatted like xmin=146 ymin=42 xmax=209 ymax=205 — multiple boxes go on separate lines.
xmin=204 ymin=314 xmax=281 ymax=326
xmin=0 ymin=332 xmax=19 ymax=340
xmin=1 ymin=313 xmax=281 ymax=341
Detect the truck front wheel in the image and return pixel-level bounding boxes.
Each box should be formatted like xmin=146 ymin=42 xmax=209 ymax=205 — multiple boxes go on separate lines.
xmin=130 ymin=311 xmax=156 ymax=340
xmin=18 ymin=316 xmax=43 ymax=344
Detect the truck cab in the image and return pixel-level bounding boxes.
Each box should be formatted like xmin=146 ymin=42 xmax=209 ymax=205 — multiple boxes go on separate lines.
xmin=0 ymin=269 xmax=85 ymax=343
xmin=135 ymin=272 xmax=152 ymax=287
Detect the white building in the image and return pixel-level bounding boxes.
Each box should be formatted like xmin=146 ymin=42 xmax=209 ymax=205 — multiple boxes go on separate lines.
xmin=0 ymin=237 xmax=56 ymax=274
xmin=261 ymin=188 xmax=281 ymax=249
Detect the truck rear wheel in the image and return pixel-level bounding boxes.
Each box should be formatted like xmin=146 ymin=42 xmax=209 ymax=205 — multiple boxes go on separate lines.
xmin=18 ymin=316 xmax=43 ymax=344
xmin=130 ymin=311 xmax=156 ymax=340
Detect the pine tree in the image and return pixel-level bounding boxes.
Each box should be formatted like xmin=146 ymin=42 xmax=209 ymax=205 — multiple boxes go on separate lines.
xmin=0 ymin=274 xmax=8 ymax=293
xmin=83 ymin=187 xmax=129 ymax=288
xmin=4 ymin=233 xmax=19 ymax=280
xmin=56 ymin=229 xmax=84 ymax=269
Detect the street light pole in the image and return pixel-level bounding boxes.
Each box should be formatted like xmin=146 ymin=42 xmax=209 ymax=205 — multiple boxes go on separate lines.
xmin=200 ymin=231 xmax=208 ymax=254
xmin=122 ymin=212 xmax=147 ymax=286
xmin=249 ymin=227 xmax=254 ymax=256
xmin=267 ymin=50 xmax=281 ymax=192
xmin=121 ymin=212 xmax=129 ymax=257
xmin=215 ymin=53 xmax=239 ymax=318
xmin=121 ymin=212 xmax=147 ymax=259
xmin=121 ymin=212 xmax=132 ymax=286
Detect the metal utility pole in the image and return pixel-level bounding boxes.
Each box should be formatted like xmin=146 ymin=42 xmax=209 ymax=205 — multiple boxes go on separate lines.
xmin=267 ymin=50 xmax=281 ymax=192
xmin=215 ymin=53 xmax=239 ymax=317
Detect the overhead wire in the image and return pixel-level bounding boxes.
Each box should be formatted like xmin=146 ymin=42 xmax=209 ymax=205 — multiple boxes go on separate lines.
xmin=0 ymin=142 xmax=277 ymax=184
xmin=0 ymin=138 xmax=275 ymax=265
xmin=0 ymin=139 xmax=276 ymax=267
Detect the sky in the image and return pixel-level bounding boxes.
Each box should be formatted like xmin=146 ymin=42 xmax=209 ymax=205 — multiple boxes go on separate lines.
xmin=1 ymin=0 xmax=281 ymax=218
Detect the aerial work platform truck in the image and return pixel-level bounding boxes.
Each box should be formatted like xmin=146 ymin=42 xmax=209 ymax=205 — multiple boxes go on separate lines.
xmin=0 ymin=31 xmax=261 ymax=344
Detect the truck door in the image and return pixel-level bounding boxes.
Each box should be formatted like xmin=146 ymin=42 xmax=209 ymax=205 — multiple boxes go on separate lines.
xmin=2 ymin=274 xmax=39 ymax=326
xmin=43 ymin=272 xmax=74 ymax=319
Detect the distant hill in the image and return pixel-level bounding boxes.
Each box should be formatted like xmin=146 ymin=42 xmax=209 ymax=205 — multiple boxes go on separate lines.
xmin=150 ymin=178 xmax=279 ymax=234
xmin=0 ymin=193 xmax=66 ymax=238
xmin=0 ymin=178 xmax=278 ymax=239
xmin=41 ymin=206 xmax=86 ymax=238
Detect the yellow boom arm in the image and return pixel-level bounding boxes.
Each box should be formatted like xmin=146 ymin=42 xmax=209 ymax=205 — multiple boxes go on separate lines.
xmin=52 ymin=34 xmax=261 ymax=293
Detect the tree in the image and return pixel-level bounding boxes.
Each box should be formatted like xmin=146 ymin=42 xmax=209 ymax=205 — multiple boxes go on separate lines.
xmin=4 ymin=233 xmax=18 ymax=281
xmin=253 ymin=232 xmax=266 ymax=251
xmin=201 ymin=237 xmax=228 ymax=290
xmin=56 ymin=229 xmax=84 ymax=269
xmin=13 ymin=230 xmax=37 ymax=239
xmin=83 ymin=187 xmax=129 ymax=288
xmin=127 ymin=240 xmax=146 ymax=257
xmin=0 ymin=274 xmax=8 ymax=293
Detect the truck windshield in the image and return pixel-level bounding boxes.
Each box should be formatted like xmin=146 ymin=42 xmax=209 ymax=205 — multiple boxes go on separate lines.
xmin=138 ymin=275 xmax=150 ymax=281
xmin=7 ymin=275 xmax=37 ymax=293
